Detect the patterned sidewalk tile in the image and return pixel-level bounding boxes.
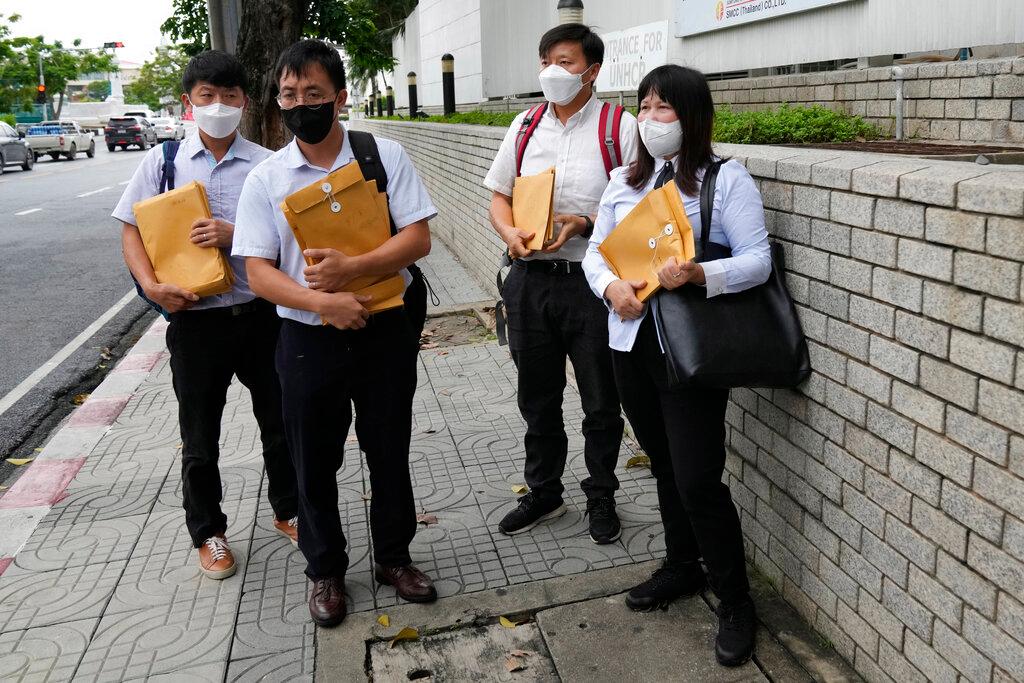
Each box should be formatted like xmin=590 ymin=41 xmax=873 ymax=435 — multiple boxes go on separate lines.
xmin=0 ymin=617 xmax=97 ymax=682
xmin=0 ymin=507 xmax=50 ymax=558
xmin=76 ymin=595 xmax=237 ymax=681
xmin=40 ymin=475 xmax=163 ymax=528
xmin=157 ymin=463 xmax=265 ymax=509
xmin=226 ymin=648 xmax=314 ymax=683
xmin=71 ymin=443 xmax=176 ymax=488
xmin=0 ymin=561 xmax=126 ymax=632
xmin=7 ymin=513 xmax=148 ymax=575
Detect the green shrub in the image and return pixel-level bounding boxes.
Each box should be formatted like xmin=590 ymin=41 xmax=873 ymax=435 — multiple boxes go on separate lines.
xmin=369 ymin=111 xmax=520 ymax=127
xmin=0 ymin=113 xmax=15 ymax=127
xmin=713 ymin=104 xmax=881 ymax=144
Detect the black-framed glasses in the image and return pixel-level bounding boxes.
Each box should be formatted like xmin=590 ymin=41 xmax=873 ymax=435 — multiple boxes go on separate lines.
xmin=276 ymin=92 xmax=337 ymax=110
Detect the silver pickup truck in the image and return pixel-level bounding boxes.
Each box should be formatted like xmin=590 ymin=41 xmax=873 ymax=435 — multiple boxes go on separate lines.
xmin=26 ymin=120 xmax=96 ymax=161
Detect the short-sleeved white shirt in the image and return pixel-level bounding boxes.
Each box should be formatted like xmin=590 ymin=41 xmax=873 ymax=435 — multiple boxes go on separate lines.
xmin=232 ymin=128 xmax=438 ymax=326
xmin=112 ymin=132 xmax=271 ymax=310
xmin=483 ymin=96 xmax=639 ymax=262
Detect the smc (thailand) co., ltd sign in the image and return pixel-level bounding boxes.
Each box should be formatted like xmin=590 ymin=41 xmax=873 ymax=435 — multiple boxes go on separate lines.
xmin=675 ymin=0 xmax=860 ymax=37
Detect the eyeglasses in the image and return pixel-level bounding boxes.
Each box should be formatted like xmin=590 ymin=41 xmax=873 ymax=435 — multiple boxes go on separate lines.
xmin=276 ymin=92 xmax=337 ymax=110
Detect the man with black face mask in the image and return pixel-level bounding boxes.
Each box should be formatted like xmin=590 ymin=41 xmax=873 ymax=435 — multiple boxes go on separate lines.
xmin=233 ymin=39 xmax=438 ymax=627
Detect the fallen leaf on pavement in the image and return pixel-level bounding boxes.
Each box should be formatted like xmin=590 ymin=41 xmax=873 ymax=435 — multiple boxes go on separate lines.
xmin=346 ymin=434 xmax=358 ymax=443
xmin=377 ymin=614 xmax=390 ymax=627
xmin=72 ymin=393 xmax=90 ymax=405
xmin=506 ymin=656 xmax=526 ymax=673
xmin=509 ymin=650 xmax=530 ymax=658
xmin=6 ymin=458 xmax=34 ymax=466
xmin=421 ymin=342 xmax=439 ymax=349
xmin=421 ymin=330 xmax=436 ymax=337
xmin=389 ymin=626 xmax=419 ymax=648
xmin=499 ymin=616 xmax=522 ymax=628
xmin=437 ymin=351 xmax=449 ymax=356
xmin=99 ymin=347 xmax=113 ymax=360
xmin=511 ymin=484 xmax=528 ymax=495
xmin=416 ymin=513 xmax=438 ymax=525
xmin=361 ymin=491 xmax=372 ymax=501
xmin=625 ymin=454 xmax=651 ymax=469
xmin=0 ymin=485 xmax=8 ymax=491
xmin=33 ymin=448 xmax=42 ymax=452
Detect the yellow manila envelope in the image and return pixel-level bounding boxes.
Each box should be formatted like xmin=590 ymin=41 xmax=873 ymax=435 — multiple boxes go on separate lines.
xmin=512 ymin=167 xmax=555 ymax=251
xmin=598 ymin=182 xmax=696 ymax=303
xmin=132 ymin=180 xmax=234 ymax=297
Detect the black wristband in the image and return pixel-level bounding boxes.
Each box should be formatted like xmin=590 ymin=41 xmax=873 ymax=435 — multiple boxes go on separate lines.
xmin=579 ymin=214 xmax=594 ymax=239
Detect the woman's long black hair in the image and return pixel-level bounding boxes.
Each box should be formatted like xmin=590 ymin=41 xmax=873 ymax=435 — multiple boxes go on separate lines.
xmin=626 ymin=65 xmax=716 ymax=197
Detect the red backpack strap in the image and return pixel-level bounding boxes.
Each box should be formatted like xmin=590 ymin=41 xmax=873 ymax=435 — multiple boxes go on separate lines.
xmin=598 ymin=102 xmax=625 ymax=178
xmin=514 ymin=103 xmax=547 ymax=177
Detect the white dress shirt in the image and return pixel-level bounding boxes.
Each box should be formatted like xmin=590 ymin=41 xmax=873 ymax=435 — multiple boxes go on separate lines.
xmin=232 ymin=128 xmax=438 ymax=327
xmin=583 ymin=158 xmax=772 ymax=352
xmin=112 ymin=132 xmax=271 ymax=310
xmin=483 ymin=96 xmax=639 ymax=262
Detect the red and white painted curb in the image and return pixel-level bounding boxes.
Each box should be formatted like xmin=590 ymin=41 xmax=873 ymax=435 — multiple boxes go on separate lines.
xmin=0 ymin=319 xmax=169 ymax=575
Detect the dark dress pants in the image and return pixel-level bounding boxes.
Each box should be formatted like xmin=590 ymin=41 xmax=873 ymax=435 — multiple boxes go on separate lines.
xmin=166 ymin=300 xmax=298 ymax=547
xmin=502 ymin=264 xmax=624 ymax=503
xmin=275 ymin=310 xmax=419 ymax=580
xmin=611 ymin=313 xmax=750 ymax=606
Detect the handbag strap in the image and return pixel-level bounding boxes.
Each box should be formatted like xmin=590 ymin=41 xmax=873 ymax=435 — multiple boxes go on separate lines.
xmin=698 ymin=159 xmax=725 ymax=261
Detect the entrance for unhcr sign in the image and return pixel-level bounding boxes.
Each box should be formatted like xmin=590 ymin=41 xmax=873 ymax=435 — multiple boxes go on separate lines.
xmin=595 ymin=21 xmax=670 ymax=93
xmin=675 ymin=0 xmax=861 ymax=36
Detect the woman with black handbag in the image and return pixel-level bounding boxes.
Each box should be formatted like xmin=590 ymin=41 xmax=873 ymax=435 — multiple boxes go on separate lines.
xmin=582 ymin=64 xmax=773 ymax=667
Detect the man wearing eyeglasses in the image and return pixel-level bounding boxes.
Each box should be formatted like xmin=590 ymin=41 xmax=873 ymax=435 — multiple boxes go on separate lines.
xmin=233 ymin=39 xmax=438 ymax=628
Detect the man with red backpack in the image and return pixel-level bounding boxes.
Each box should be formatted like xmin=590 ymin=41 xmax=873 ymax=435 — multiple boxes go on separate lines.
xmin=484 ymin=24 xmax=638 ymax=544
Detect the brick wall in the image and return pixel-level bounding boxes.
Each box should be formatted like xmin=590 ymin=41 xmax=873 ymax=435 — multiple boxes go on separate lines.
xmin=353 ymin=118 xmax=1024 ymax=683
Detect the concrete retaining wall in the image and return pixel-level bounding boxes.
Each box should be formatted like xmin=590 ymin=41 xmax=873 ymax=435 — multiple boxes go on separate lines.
xmin=352 ymin=117 xmax=1024 ymax=683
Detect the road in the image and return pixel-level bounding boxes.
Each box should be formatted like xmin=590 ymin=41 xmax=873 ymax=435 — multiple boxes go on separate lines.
xmin=0 ymin=141 xmax=156 ymax=467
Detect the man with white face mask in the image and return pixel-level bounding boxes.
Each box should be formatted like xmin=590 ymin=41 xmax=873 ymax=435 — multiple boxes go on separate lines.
xmin=484 ymin=24 xmax=638 ymax=545
xmin=112 ymin=50 xmax=299 ymax=580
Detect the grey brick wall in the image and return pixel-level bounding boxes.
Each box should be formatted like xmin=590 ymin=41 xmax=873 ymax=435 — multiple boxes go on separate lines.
xmin=352 ymin=118 xmax=1024 ymax=683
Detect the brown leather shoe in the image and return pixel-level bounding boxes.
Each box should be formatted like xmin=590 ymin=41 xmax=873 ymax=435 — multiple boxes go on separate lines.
xmin=308 ymin=577 xmax=347 ymax=627
xmin=197 ymin=535 xmax=236 ymax=580
xmin=273 ymin=516 xmax=299 ymax=547
xmin=375 ymin=563 xmax=437 ymax=603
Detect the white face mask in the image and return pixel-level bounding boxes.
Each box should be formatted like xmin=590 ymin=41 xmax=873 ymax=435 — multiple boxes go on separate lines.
xmin=188 ymin=98 xmax=243 ymax=139
xmin=639 ymin=118 xmax=683 ymax=159
xmin=538 ymin=64 xmax=594 ymax=106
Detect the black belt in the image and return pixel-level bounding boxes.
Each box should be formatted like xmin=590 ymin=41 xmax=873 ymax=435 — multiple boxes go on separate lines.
xmin=513 ymin=259 xmax=584 ymax=275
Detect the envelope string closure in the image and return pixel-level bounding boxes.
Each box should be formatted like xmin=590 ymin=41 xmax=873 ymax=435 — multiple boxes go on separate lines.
xmin=320 ymin=181 xmax=342 ymax=214
xmin=649 ymin=223 xmax=675 ymax=273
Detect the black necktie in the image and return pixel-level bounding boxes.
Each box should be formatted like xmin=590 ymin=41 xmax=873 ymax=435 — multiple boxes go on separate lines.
xmin=653 ymin=161 xmax=674 ymax=189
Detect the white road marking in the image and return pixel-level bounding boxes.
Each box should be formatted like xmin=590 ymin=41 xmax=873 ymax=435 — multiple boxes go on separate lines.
xmin=0 ymin=289 xmax=136 ymax=418
xmin=14 ymin=208 xmax=41 ymax=216
xmin=76 ymin=186 xmax=112 ymax=198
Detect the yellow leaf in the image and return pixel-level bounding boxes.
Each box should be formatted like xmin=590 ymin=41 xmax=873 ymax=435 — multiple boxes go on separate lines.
xmin=0 ymin=485 xmax=7 ymax=491
xmin=499 ymin=616 xmax=521 ymax=628
xmin=389 ymin=626 xmax=419 ymax=648
xmin=72 ymin=393 xmax=90 ymax=405
xmin=625 ymin=454 xmax=651 ymax=469
xmin=377 ymin=614 xmax=390 ymax=627
xmin=505 ymin=656 xmax=526 ymax=673
xmin=6 ymin=458 xmax=34 ymax=466
xmin=511 ymin=484 xmax=528 ymax=495
xmin=33 ymin=448 xmax=43 ymax=452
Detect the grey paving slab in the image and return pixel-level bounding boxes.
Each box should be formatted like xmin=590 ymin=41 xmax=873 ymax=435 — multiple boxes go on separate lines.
xmin=226 ymin=648 xmax=314 ymax=682
xmin=76 ymin=596 xmax=236 ymax=682
xmin=0 ymin=617 xmax=97 ymax=682
xmin=71 ymin=443 xmax=176 ymax=488
xmin=157 ymin=463 xmax=265 ymax=509
xmin=0 ymin=507 xmax=50 ymax=558
xmin=420 ymin=239 xmax=490 ymax=308
xmin=0 ymin=561 xmax=125 ymax=632
xmin=38 ymin=475 xmax=163 ymax=528
xmin=6 ymin=513 xmax=147 ymax=575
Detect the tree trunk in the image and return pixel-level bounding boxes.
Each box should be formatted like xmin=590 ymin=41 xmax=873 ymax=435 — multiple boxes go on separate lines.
xmin=55 ymin=91 xmax=65 ymax=119
xmin=235 ymin=0 xmax=306 ymax=150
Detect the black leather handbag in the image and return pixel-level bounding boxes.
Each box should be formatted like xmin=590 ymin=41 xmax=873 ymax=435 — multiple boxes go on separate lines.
xmin=652 ymin=160 xmax=811 ymax=388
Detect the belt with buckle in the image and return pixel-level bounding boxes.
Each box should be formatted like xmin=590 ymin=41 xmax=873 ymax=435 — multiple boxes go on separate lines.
xmin=513 ymin=259 xmax=584 ymax=275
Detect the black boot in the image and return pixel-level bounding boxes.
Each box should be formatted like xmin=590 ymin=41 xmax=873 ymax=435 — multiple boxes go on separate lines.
xmin=625 ymin=561 xmax=706 ymax=611
xmin=715 ymin=598 xmax=756 ymax=667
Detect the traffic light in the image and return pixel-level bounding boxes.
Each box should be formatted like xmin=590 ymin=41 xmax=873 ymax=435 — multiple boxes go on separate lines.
xmin=35 ymin=84 xmax=46 ymax=104
xmin=103 ymin=42 xmax=125 ymax=49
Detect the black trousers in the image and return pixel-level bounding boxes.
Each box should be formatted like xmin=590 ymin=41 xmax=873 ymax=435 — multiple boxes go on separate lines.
xmin=502 ymin=265 xmax=623 ymax=502
xmin=276 ymin=310 xmax=419 ymax=580
xmin=166 ymin=300 xmax=298 ymax=547
xmin=611 ymin=314 xmax=750 ymax=606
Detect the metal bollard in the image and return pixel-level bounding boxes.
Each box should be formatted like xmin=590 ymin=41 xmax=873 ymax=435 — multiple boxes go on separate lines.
xmin=408 ymin=72 xmax=418 ymax=118
xmin=442 ymin=54 xmax=455 ymax=116
xmin=891 ymin=66 xmax=905 ymax=141
xmin=386 ymin=86 xmax=394 ymax=117
xmin=376 ymin=92 xmax=383 ymax=117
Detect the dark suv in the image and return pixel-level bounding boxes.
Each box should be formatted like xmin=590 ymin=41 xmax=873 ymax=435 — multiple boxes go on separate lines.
xmin=104 ymin=116 xmax=158 ymax=151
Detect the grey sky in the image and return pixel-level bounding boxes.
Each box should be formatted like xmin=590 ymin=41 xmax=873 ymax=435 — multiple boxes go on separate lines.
xmin=4 ymin=0 xmax=176 ymax=65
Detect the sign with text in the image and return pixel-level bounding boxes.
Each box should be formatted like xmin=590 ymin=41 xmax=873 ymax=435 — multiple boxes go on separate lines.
xmin=675 ymin=0 xmax=859 ymax=37
xmin=596 ymin=21 xmax=670 ymax=93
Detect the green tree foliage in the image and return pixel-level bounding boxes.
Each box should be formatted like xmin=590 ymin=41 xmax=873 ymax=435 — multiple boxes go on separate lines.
xmin=161 ymin=0 xmax=211 ymax=57
xmin=124 ymin=47 xmax=191 ymax=111
xmin=85 ymin=79 xmax=111 ymax=101
xmin=0 ymin=13 xmax=117 ymax=116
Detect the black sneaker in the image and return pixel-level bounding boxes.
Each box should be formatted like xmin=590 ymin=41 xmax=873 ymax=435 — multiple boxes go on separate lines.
xmin=715 ymin=598 xmax=756 ymax=667
xmin=498 ymin=492 xmax=566 ymax=535
xmin=586 ymin=497 xmax=621 ymax=544
xmin=625 ymin=561 xmax=706 ymax=611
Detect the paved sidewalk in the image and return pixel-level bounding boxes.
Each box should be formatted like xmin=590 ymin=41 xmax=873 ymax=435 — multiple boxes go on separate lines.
xmin=0 ymin=239 xmax=849 ymax=682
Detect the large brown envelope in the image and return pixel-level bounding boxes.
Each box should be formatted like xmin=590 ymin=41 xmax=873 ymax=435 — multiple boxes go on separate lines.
xmin=512 ymin=166 xmax=555 ymax=251
xmin=598 ymin=182 xmax=696 ymax=303
xmin=280 ymin=163 xmax=405 ymax=320
xmin=132 ymin=180 xmax=234 ymax=298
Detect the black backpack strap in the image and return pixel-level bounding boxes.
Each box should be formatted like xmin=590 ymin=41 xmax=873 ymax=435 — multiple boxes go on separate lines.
xmin=159 ymin=140 xmax=180 ymax=193
xmin=697 ymin=159 xmax=725 ymax=262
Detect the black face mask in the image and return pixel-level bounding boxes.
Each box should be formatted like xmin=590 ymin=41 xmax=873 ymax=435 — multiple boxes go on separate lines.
xmin=281 ymin=102 xmax=337 ymax=144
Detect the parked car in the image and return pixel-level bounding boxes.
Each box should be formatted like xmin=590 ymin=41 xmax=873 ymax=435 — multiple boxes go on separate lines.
xmin=0 ymin=121 xmax=34 ymax=174
xmin=104 ymin=116 xmax=158 ymax=151
xmin=150 ymin=117 xmax=185 ymax=141
xmin=26 ymin=120 xmax=95 ymax=161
